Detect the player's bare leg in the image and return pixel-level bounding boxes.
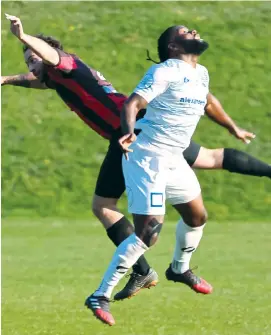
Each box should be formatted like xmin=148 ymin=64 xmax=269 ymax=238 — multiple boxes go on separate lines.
xmin=165 ymin=193 xmax=213 ymax=294
xmin=92 ymin=195 xmax=124 ymax=230
xmin=85 ymin=214 xmax=163 ymax=325
xmin=193 ymin=147 xmax=271 ymax=177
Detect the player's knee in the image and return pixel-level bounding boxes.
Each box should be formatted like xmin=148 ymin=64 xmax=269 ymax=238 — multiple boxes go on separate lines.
xmin=92 ymin=202 xmax=102 ymax=218
xmin=186 ymin=208 xmax=207 ymax=227
xmin=136 ymin=218 xmax=163 ymax=247
xmin=91 ymin=196 xmax=117 ymax=219
xmin=211 ymin=149 xmax=224 ymax=168
xmin=201 ymin=209 xmax=208 ymax=224
xmin=92 ymin=198 xmax=102 ymax=217
xmin=194 ymin=148 xmax=224 ymax=169
xmin=194 ymin=209 xmax=207 ymax=226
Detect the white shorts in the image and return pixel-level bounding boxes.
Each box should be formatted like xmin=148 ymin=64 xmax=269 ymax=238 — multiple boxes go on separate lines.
xmin=122 ymin=133 xmax=201 ymax=215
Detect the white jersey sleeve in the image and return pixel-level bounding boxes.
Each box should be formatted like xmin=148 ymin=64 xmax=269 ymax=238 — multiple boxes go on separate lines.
xmin=198 ymin=64 xmax=209 ymax=93
xmin=134 ymin=64 xmax=175 ymax=103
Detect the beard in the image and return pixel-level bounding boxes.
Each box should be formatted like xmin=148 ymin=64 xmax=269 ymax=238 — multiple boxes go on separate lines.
xmin=175 ymin=37 xmax=209 ymax=55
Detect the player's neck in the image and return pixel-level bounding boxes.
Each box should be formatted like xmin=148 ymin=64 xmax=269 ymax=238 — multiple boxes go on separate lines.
xmin=178 ymin=54 xmax=198 ymax=68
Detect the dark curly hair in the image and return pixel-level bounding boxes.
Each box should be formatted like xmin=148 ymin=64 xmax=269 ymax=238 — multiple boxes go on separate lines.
xmin=146 ymin=26 xmax=183 ymax=64
xmin=23 ymin=33 xmax=63 ymax=53
xmin=157 ymin=26 xmax=179 ymax=62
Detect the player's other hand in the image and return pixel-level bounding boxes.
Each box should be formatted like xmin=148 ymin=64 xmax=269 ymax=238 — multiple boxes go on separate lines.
xmin=230 ymin=126 xmax=256 ymax=144
xmin=5 ymin=14 xmax=25 ymax=40
xmin=1 ymin=76 xmax=7 ymax=85
xmin=118 ymin=133 xmax=137 ymax=160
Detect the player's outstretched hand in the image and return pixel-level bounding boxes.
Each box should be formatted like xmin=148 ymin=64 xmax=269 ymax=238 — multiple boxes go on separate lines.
xmin=1 ymin=77 xmax=6 ymax=85
xmin=230 ymin=127 xmax=256 ymax=144
xmin=118 ymin=133 xmax=137 ymax=160
xmin=5 ymin=13 xmax=25 ymax=40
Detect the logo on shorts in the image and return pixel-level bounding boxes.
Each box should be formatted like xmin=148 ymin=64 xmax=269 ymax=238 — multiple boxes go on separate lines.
xmin=150 ymin=192 xmax=163 ymax=207
xmin=184 ymin=77 xmax=190 ymax=83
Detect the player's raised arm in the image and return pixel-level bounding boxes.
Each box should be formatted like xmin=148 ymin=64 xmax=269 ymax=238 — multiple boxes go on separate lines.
xmin=5 ymin=14 xmax=59 ymax=66
xmin=205 ymin=92 xmax=255 ymax=144
xmin=1 ymin=73 xmax=47 ymax=89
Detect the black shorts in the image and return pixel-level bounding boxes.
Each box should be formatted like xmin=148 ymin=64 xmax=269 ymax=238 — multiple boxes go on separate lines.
xmin=183 ymin=141 xmax=201 ymax=166
xmin=95 ymin=132 xmax=126 ymax=199
xmin=95 ymin=137 xmax=202 ymax=199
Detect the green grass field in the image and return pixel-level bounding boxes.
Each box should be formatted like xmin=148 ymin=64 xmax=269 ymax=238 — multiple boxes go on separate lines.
xmin=2 ymin=218 xmax=271 ymax=335
xmin=2 ymin=1 xmax=271 ymax=220
xmin=1 ymin=1 xmax=271 ymax=334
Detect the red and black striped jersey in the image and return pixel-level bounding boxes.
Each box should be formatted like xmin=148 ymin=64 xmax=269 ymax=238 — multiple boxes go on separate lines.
xmin=44 ymin=49 xmax=127 ymax=139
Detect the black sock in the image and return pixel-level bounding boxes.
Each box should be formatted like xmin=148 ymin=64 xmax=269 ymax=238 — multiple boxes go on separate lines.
xmin=106 ymin=216 xmax=134 ymax=245
xmin=106 ymin=216 xmax=151 ymax=275
xmin=223 ymin=148 xmax=271 ymax=178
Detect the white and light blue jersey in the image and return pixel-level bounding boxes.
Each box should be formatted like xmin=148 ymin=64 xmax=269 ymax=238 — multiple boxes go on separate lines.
xmin=134 ymin=58 xmax=209 ymax=149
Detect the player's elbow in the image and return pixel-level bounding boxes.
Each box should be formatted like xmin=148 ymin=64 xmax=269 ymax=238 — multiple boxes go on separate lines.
xmin=123 ymin=99 xmax=139 ymax=113
xmin=204 ymin=101 xmax=214 ymax=116
xmin=125 ymin=93 xmax=147 ymax=113
xmin=43 ymin=49 xmax=60 ymax=66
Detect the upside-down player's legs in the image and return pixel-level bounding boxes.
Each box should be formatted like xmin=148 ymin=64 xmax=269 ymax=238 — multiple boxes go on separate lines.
xmin=185 ymin=141 xmax=271 ymax=177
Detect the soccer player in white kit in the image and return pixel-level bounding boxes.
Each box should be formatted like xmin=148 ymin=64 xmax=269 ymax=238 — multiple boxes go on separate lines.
xmin=85 ymin=25 xmax=255 ymax=326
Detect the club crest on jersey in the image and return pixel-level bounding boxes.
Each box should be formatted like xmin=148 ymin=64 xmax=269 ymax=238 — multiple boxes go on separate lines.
xmin=139 ymin=74 xmax=154 ymax=89
xmin=184 ymin=77 xmax=190 ymax=83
